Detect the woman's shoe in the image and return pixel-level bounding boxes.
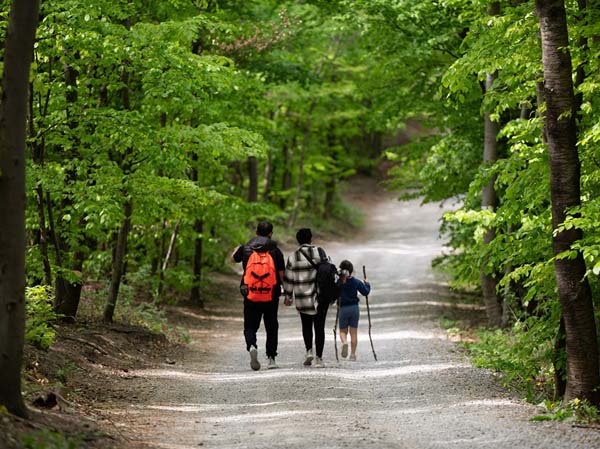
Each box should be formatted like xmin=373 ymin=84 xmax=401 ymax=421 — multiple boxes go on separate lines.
xmin=304 ymin=349 xmax=314 ymax=366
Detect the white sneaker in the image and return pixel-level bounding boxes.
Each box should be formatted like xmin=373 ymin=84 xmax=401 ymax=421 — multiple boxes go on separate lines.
xmin=303 ymin=349 xmax=314 ymax=366
xmin=341 ymin=343 xmax=348 ymax=358
xmin=249 ymin=347 xmax=260 ymax=371
xmin=349 ymin=354 xmax=356 ymax=362
xmin=267 ymin=357 xmax=278 ymax=369
xmin=315 ymin=357 xmax=324 ymax=368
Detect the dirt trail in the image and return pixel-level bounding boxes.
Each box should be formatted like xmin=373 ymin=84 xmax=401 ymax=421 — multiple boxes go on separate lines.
xmin=100 ymin=190 xmax=600 ymax=449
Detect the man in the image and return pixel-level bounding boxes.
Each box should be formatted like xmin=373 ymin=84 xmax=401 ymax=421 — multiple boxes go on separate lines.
xmin=232 ymin=221 xmax=285 ymax=371
xmin=284 ymin=228 xmax=332 ymax=368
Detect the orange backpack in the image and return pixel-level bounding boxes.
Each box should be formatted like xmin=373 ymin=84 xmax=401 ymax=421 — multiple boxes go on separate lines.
xmin=243 ymin=250 xmax=277 ymax=302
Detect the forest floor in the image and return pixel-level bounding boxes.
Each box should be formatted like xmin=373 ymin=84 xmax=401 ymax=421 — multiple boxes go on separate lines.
xmin=3 ymin=178 xmax=600 ymax=448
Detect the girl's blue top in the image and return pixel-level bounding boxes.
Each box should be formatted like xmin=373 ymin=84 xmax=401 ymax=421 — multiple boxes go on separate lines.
xmin=340 ymin=276 xmax=371 ymax=307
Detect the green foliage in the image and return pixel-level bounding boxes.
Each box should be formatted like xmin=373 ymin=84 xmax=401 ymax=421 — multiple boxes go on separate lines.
xmin=466 ymin=314 xmax=559 ymax=403
xmin=22 ymin=430 xmax=80 ymax=449
xmin=532 ymin=398 xmax=599 ymax=424
xmin=25 ymin=286 xmax=59 ymax=350
xmin=22 ymin=0 xmax=384 ymax=321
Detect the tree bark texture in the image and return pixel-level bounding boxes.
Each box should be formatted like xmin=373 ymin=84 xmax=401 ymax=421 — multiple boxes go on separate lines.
xmin=536 ymin=0 xmax=600 ymax=404
xmin=103 ymin=199 xmax=133 ymax=322
xmin=0 ymin=0 xmax=40 ymax=418
xmin=481 ymin=68 xmax=502 ymax=327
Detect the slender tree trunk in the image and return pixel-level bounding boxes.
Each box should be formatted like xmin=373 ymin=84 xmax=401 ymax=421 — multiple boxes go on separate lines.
xmin=247 ymin=156 xmax=258 ymax=202
xmin=536 ymin=0 xmax=600 ymax=404
xmin=262 ymin=150 xmax=272 ymax=202
xmin=323 ymin=131 xmax=337 ymax=218
xmin=0 ymin=0 xmax=40 ymax=418
xmin=288 ymin=131 xmax=308 ymax=228
xmin=280 ymin=144 xmax=291 ymax=209
xmin=190 ymin=219 xmax=204 ymax=306
xmin=481 ymin=8 xmax=503 ymax=326
xmin=189 ymin=148 xmax=204 ymax=305
xmin=157 ymin=220 xmax=181 ymax=298
xmin=29 ymin=84 xmax=52 ymax=285
xmin=103 ymin=199 xmax=133 ymax=323
xmin=553 ymin=316 xmax=567 ymax=400
xmin=53 ymin=52 xmax=84 ymax=317
xmin=35 ymin=185 xmax=52 ymax=285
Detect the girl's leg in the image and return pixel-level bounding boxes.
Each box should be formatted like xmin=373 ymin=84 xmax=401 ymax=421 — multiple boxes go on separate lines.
xmin=340 ymin=327 xmax=348 ymax=344
xmin=349 ymin=326 xmax=358 ymax=356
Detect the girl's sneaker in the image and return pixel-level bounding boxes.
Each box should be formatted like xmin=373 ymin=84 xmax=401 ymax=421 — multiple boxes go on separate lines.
xmin=315 ymin=357 xmax=324 ymax=368
xmin=349 ymin=354 xmax=356 ymax=361
xmin=341 ymin=343 xmax=348 ymax=358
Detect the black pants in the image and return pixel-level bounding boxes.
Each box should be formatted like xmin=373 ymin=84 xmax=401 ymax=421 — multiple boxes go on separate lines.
xmin=244 ymin=297 xmax=279 ymax=358
xmin=300 ymin=302 xmax=330 ymax=358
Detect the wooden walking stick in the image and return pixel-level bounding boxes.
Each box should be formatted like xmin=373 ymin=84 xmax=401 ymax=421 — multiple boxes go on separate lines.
xmin=363 ymin=265 xmax=377 ymax=361
xmin=333 ymin=298 xmax=340 ymax=362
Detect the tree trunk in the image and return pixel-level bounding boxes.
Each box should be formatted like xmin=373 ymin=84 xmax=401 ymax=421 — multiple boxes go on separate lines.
xmin=288 ymin=131 xmax=308 ymax=228
xmin=536 ymin=0 xmax=600 ymax=404
xmin=157 ymin=220 xmax=181 ymax=298
xmin=481 ymin=46 xmax=503 ymax=327
xmin=29 ymin=85 xmax=52 ymax=285
xmin=323 ymin=131 xmax=337 ymax=218
xmin=103 ymin=199 xmax=133 ymax=323
xmin=35 ymin=184 xmax=52 ymax=285
xmin=553 ymin=316 xmax=567 ymax=400
xmin=280 ymin=144 xmax=291 ymax=209
xmin=0 ymin=0 xmax=40 ymax=419
xmin=247 ymin=156 xmax=258 ymax=202
xmin=190 ymin=219 xmax=204 ymax=306
xmin=53 ymin=53 xmax=84 ymax=317
xmin=262 ymin=150 xmax=272 ymax=202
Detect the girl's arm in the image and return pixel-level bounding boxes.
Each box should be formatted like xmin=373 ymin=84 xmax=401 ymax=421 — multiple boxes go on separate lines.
xmin=358 ymin=279 xmax=371 ymax=297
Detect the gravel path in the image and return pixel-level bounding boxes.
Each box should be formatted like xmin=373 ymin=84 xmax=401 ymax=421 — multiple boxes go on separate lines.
xmin=102 ymin=196 xmax=600 ymax=449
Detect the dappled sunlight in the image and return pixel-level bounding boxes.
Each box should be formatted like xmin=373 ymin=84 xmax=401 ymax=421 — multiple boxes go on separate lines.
xmin=203 ymin=410 xmax=312 ymax=423
xmin=141 ymin=397 xmax=358 ymax=415
xmin=133 ymin=362 xmax=467 ymax=383
xmin=369 ymin=300 xmax=484 ymax=311
xmin=449 ymin=399 xmax=521 ymax=408
xmin=279 ymin=329 xmax=442 ymax=342
xmin=368 ymin=329 xmax=442 ymax=340
xmin=176 ymin=308 xmax=243 ymax=322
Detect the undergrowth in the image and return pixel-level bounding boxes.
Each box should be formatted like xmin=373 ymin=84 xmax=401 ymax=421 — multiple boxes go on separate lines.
xmin=25 ymin=286 xmax=60 ymax=350
xmin=22 ymin=430 xmax=80 ymax=449
xmin=532 ymin=398 xmax=599 ymax=424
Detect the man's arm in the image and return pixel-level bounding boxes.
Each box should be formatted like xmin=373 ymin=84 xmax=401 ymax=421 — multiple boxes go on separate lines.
xmin=231 ymin=245 xmax=244 ymax=263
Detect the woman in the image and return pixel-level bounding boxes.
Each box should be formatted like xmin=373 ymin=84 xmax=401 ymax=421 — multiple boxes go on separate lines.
xmin=283 ymin=228 xmax=331 ymax=368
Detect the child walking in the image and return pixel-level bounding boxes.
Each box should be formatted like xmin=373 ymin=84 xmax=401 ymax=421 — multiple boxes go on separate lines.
xmin=337 ymin=260 xmax=371 ymax=361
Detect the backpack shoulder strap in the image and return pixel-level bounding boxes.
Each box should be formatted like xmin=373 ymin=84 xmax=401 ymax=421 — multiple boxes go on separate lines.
xmin=317 ymin=247 xmax=327 ymax=262
xmin=299 ymin=247 xmax=319 ymax=270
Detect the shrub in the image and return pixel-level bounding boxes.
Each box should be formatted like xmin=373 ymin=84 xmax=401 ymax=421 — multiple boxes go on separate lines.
xmin=25 ymin=286 xmax=59 ymax=350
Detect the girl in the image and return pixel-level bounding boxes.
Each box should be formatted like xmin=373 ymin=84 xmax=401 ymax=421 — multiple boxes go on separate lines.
xmin=338 ymin=260 xmax=371 ymax=361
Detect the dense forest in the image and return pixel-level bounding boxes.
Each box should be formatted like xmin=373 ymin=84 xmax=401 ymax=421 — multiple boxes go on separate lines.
xmin=1 ymin=0 xmax=599 ymax=429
